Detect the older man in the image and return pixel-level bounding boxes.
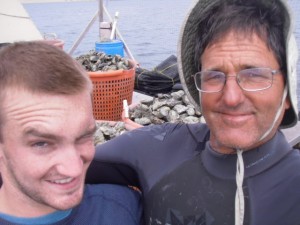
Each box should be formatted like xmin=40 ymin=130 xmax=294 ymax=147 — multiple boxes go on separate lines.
xmin=87 ymin=0 xmax=300 ymax=224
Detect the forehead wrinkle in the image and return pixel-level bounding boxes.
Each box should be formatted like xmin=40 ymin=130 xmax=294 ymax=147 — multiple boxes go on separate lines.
xmin=210 ymin=42 xmax=269 ymax=59
xmin=6 ymin=105 xmax=66 ymax=128
xmin=202 ymin=52 xmax=265 ymax=72
xmin=3 ymin=89 xmax=68 ymax=119
xmin=202 ymin=38 xmax=278 ymax=72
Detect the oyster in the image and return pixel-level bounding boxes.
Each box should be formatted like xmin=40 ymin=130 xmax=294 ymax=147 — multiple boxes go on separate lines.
xmin=75 ymin=50 xmax=131 ymax=72
xmin=128 ymin=90 xmax=202 ymax=125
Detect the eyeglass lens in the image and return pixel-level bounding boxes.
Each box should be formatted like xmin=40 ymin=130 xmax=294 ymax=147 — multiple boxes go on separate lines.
xmin=194 ymin=68 xmax=275 ymax=92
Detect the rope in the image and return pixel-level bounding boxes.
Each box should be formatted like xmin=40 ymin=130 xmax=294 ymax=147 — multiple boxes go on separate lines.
xmin=0 ymin=12 xmax=30 ymax=19
xmin=259 ymin=86 xmax=288 ymax=141
xmin=153 ymin=63 xmax=178 ymax=86
xmin=235 ymin=149 xmax=245 ymax=225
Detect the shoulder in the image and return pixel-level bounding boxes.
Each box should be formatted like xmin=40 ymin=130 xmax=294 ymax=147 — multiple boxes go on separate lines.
xmin=86 ymin=183 xmax=139 ymax=194
xmin=84 ymin=184 xmax=141 ymax=204
xmin=71 ymin=184 xmax=142 ymax=224
xmin=280 ymin=149 xmax=300 ymax=170
xmin=269 ymin=149 xmax=300 ymax=195
xmin=283 ymin=149 xmax=300 ymax=177
xmin=84 ymin=184 xmax=141 ymax=218
xmin=261 ymin=149 xmax=300 ymax=223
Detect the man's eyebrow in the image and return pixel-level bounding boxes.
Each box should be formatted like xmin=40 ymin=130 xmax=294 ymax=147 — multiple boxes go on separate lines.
xmin=23 ymin=124 xmax=97 ymax=141
xmin=77 ymin=124 xmax=97 ymax=140
xmin=205 ymin=64 xmax=259 ymax=72
xmin=23 ymin=127 xmax=61 ymax=141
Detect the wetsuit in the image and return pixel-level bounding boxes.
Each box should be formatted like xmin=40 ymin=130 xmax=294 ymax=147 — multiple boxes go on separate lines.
xmin=87 ymin=123 xmax=300 ymax=225
xmin=0 ymin=184 xmax=142 ymax=225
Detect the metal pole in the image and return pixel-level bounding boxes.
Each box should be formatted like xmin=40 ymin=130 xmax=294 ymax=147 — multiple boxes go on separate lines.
xmin=103 ymin=6 xmax=135 ymax=61
xmin=99 ymin=0 xmax=104 ymax=38
xmin=68 ymin=11 xmax=98 ymax=55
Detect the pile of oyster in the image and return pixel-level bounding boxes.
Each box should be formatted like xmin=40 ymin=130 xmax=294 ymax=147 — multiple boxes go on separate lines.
xmin=94 ymin=121 xmax=127 ymax=146
xmin=75 ymin=50 xmax=130 ymax=72
xmin=94 ymin=90 xmax=203 ymax=145
xmin=129 ymin=90 xmax=202 ymax=125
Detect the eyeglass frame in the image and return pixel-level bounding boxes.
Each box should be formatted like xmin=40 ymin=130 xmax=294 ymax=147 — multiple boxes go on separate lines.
xmin=193 ymin=67 xmax=282 ymax=93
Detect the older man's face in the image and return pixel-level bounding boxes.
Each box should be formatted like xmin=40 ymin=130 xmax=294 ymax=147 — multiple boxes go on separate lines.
xmin=200 ymin=31 xmax=290 ymax=154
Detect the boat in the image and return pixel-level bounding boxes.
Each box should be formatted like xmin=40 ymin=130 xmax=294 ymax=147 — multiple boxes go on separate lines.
xmin=0 ymin=0 xmax=42 ymax=43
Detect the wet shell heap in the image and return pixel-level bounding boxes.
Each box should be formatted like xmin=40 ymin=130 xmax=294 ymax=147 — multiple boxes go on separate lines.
xmin=94 ymin=121 xmax=127 ymax=146
xmin=129 ymin=90 xmax=202 ymax=125
xmin=94 ymin=90 xmax=203 ymax=145
xmin=75 ymin=50 xmax=130 ymax=72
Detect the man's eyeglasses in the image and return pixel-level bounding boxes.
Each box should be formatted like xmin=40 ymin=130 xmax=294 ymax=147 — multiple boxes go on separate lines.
xmin=193 ymin=68 xmax=281 ymax=93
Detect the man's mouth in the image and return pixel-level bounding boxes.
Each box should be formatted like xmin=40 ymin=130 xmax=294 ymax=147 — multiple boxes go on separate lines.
xmin=50 ymin=177 xmax=74 ymax=184
xmin=220 ymin=112 xmax=253 ymax=126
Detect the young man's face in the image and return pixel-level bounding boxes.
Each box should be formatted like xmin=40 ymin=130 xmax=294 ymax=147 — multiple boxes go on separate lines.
xmin=0 ymin=88 xmax=96 ymax=216
xmin=200 ymin=31 xmax=290 ymax=154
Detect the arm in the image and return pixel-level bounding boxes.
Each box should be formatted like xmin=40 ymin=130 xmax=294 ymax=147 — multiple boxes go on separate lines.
xmin=86 ymin=108 xmax=144 ymax=187
xmin=86 ymin=123 xmax=210 ymax=193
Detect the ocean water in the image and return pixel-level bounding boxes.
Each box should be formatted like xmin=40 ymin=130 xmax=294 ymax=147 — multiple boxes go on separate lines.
xmin=23 ymin=0 xmax=193 ymax=69
xmin=23 ymin=0 xmax=300 ymax=111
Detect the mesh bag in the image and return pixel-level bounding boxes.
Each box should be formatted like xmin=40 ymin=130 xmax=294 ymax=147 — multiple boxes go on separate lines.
xmin=134 ymin=55 xmax=181 ymax=96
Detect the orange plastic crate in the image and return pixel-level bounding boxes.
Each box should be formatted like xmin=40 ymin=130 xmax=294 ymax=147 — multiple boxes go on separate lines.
xmin=88 ymin=62 xmax=135 ymax=121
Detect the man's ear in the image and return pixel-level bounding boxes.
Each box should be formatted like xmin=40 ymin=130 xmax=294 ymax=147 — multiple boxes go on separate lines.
xmin=284 ymin=95 xmax=291 ymax=110
xmin=0 ymin=139 xmax=5 ymax=161
xmin=0 ymin=142 xmax=2 ymax=155
xmin=0 ymin=143 xmax=2 ymax=187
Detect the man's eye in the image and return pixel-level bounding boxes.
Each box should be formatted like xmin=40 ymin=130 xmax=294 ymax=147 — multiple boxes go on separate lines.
xmin=32 ymin=141 xmax=49 ymax=148
xmin=244 ymin=72 xmax=269 ymax=81
xmin=77 ymin=134 xmax=95 ymax=144
xmin=205 ymin=73 xmax=223 ymax=81
xmin=247 ymin=72 xmax=262 ymax=78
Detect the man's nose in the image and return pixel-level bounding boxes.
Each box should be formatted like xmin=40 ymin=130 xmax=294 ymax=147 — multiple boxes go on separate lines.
xmin=221 ymin=75 xmax=245 ymax=106
xmin=56 ymin=146 xmax=83 ymax=177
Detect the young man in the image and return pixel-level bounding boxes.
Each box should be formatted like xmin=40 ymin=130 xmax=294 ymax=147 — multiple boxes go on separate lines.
xmin=87 ymin=0 xmax=300 ymax=224
xmin=0 ymin=42 xmax=141 ymax=224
